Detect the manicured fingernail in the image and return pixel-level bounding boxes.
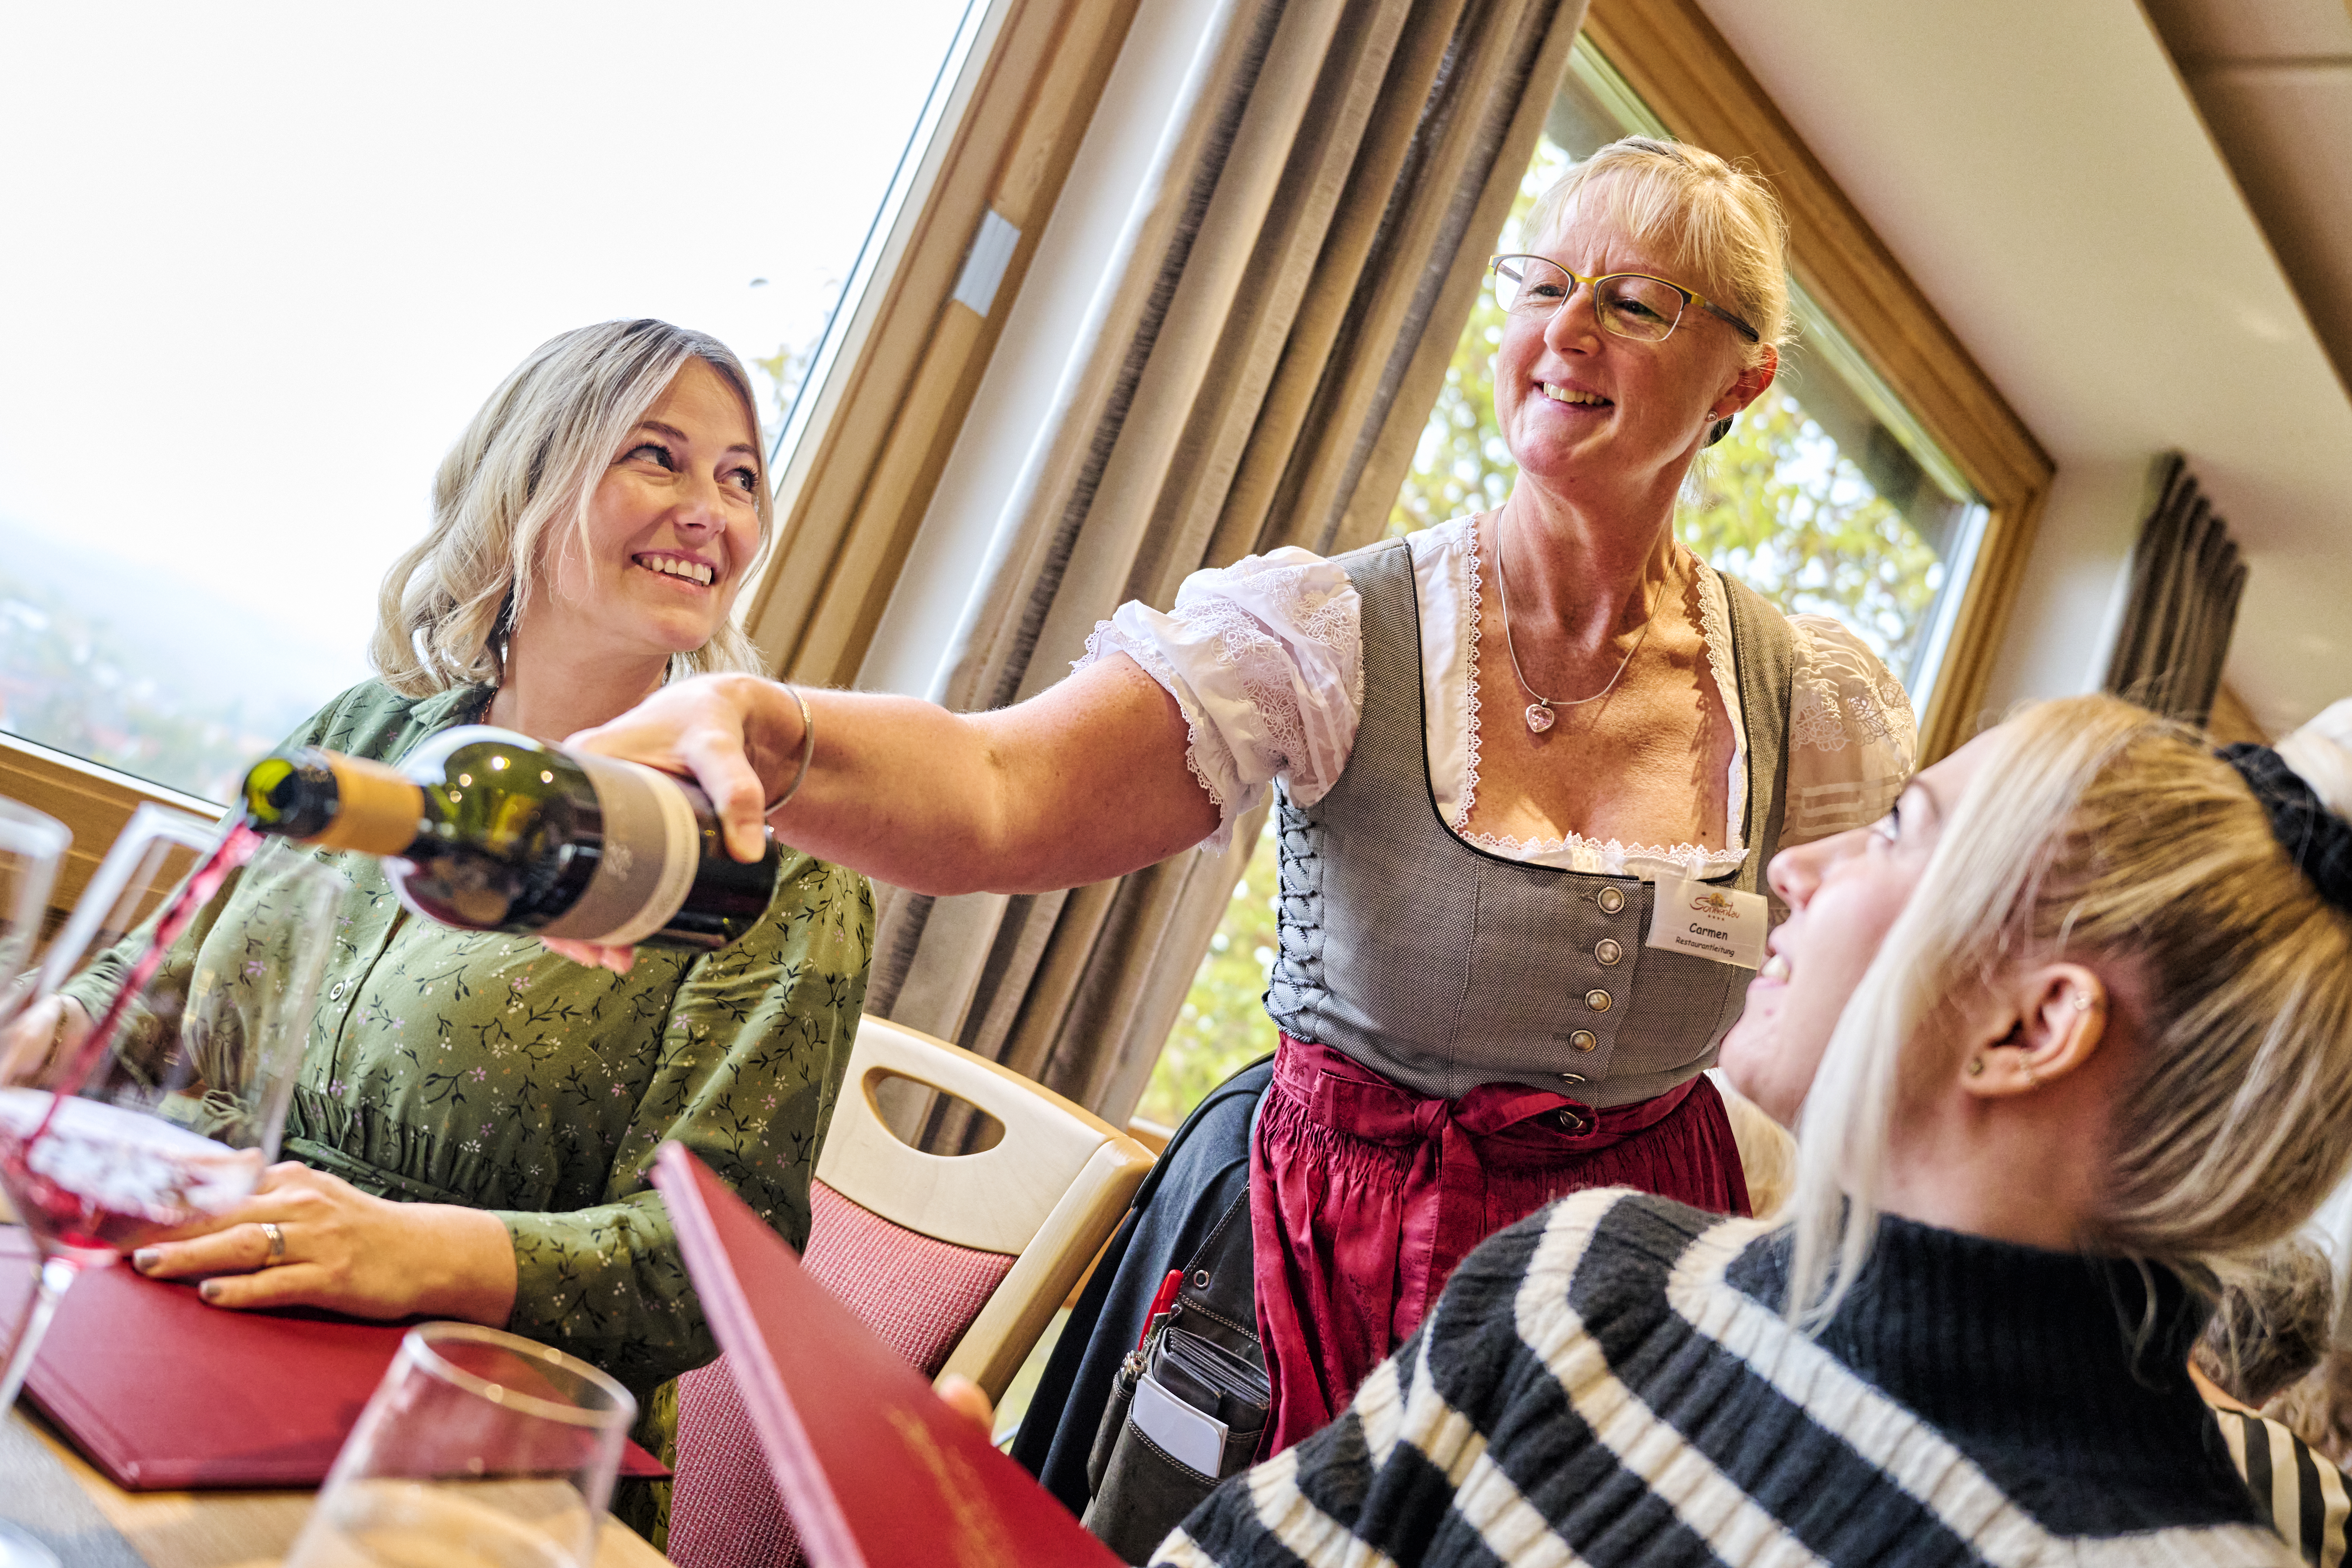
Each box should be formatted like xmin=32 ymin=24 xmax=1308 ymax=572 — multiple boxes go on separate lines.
xmin=132 ymin=1249 xmax=160 ymax=1273
xmin=199 ymin=1281 xmax=223 ymax=1303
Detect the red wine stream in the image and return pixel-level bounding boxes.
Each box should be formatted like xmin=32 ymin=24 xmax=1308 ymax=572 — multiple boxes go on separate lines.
xmin=28 ymin=821 xmax=262 ymax=1144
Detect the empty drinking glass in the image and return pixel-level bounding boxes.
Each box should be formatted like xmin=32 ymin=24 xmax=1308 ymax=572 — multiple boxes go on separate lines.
xmin=286 ymin=1323 xmax=637 ymax=1568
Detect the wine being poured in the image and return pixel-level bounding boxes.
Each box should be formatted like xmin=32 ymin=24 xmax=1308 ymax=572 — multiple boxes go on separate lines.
xmin=0 ymin=810 xmax=336 ymax=1479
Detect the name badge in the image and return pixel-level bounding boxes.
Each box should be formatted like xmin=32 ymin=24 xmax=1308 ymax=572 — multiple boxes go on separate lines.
xmin=1646 ymin=874 xmax=1769 ymax=970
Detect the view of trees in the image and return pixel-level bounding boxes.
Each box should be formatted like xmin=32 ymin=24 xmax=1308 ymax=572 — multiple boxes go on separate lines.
xmin=1135 ymin=139 xmax=1950 ymax=1126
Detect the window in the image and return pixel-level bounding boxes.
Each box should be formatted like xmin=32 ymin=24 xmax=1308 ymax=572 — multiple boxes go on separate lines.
xmin=0 ymin=2 xmax=980 ymax=802
xmin=1137 ymin=36 xmax=1998 ymax=1126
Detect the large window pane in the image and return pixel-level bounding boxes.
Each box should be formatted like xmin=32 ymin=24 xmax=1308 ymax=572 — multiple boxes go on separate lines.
xmin=0 ymin=2 xmax=975 ymax=801
xmin=1141 ymin=37 xmax=1982 ymax=1125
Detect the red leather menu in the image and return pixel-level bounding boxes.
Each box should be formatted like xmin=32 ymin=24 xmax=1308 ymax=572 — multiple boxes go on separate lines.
xmin=0 ymin=1227 xmax=667 ymax=1490
xmin=650 ymin=1142 xmax=1121 ymax=1568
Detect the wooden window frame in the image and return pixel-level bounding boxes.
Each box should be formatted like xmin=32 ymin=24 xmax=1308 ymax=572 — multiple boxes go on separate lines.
xmin=738 ymin=0 xmax=1145 ymax=688
xmin=1581 ymin=0 xmax=2054 ymax=762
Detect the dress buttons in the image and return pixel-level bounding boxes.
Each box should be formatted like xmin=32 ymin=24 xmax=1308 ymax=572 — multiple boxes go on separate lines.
xmin=1597 ymin=886 xmax=1626 ymax=915
xmin=1569 ymin=1029 xmax=1597 ymax=1052
xmin=1561 ymin=1071 xmax=1588 ymax=1085
xmin=329 ymin=979 xmax=347 ymax=1001
xmin=1595 ymin=938 xmax=1622 ymax=967
xmin=1585 ymin=989 xmax=1613 ymax=1013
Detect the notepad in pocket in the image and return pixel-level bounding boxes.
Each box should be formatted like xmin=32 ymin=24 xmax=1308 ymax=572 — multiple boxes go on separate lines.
xmin=1129 ymin=1370 xmax=1226 ymax=1475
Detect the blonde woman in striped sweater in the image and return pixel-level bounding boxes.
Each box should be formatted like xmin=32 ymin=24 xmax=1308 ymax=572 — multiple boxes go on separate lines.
xmin=1159 ymin=693 xmax=2352 ymax=1567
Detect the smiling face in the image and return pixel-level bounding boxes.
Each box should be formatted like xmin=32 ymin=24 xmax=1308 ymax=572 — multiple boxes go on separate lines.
xmin=1494 ymin=186 xmax=1769 ymax=505
xmin=1718 ymin=735 xmax=1998 ymax=1127
xmin=536 ymin=356 xmax=764 ymax=664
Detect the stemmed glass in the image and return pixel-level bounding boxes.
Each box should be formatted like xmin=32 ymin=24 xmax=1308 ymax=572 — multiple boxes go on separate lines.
xmin=0 ymin=800 xmax=69 ymax=1038
xmin=0 ymin=805 xmax=335 ymax=1568
xmin=0 ymin=797 xmax=69 ymax=1568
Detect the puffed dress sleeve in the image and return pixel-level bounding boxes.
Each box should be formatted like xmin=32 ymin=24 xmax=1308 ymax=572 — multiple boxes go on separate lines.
xmin=1780 ymin=615 xmax=1919 ymax=848
xmin=1077 ymin=547 xmax=1364 ymax=853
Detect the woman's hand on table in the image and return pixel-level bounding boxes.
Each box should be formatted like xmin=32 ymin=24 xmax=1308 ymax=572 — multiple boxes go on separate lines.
xmin=0 ymin=995 xmax=90 ymax=1084
xmin=129 ymin=1162 xmax=520 ymax=1326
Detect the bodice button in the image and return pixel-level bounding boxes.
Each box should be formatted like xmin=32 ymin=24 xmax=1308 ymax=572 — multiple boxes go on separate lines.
xmin=1569 ymin=1029 xmax=1597 ymax=1052
xmin=1585 ymin=989 xmax=1613 ymax=1013
xmin=1597 ymin=887 xmax=1626 ymax=915
xmin=1595 ymin=938 xmax=1622 ymax=966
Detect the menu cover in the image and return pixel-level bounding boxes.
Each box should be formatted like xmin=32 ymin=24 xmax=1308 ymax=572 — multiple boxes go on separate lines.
xmin=651 ymin=1142 xmax=1121 ymax=1568
xmin=0 ymin=1227 xmax=668 ymax=1490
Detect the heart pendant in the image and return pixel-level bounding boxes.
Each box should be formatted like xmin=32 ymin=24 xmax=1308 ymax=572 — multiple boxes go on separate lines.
xmin=1525 ymin=702 xmax=1555 ymax=734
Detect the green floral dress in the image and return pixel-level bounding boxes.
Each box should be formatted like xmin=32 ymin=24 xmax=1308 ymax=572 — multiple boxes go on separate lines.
xmin=66 ymin=679 xmax=874 ymax=1401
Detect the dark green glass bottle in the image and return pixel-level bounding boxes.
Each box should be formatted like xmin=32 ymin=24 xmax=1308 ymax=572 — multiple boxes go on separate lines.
xmin=239 ymin=725 xmax=777 ymax=951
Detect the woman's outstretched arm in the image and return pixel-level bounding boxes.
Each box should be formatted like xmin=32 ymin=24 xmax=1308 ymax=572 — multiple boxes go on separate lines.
xmin=567 ymin=653 xmax=1222 ymax=897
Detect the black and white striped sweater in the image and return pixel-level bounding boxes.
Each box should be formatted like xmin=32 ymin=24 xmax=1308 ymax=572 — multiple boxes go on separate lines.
xmin=1158 ymin=1189 xmax=2291 ymax=1566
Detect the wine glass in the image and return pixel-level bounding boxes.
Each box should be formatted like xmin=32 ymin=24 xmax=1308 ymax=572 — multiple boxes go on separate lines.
xmin=0 ymin=799 xmax=68 ymax=1037
xmin=0 ymin=797 xmax=68 ymax=1568
xmin=284 ymin=1323 xmax=636 ymax=1568
xmin=0 ymin=806 xmax=335 ymax=1468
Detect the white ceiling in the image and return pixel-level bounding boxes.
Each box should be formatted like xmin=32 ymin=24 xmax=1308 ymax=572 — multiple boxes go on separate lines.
xmin=1696 ymin=0 xmax=2352 ymax=739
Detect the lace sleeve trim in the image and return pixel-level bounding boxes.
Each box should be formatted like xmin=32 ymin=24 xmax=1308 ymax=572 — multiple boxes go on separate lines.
xmin=1078 ymin=619 xmax=1238 ymax=853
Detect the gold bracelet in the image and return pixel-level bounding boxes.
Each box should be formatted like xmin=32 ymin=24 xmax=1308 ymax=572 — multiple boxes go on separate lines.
xmin=764 ymin=685 xmax=815 ymax=813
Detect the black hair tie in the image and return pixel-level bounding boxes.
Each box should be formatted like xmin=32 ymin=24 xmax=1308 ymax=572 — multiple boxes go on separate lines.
xmin=2219 ymin=744 xmax=2352 ymax=914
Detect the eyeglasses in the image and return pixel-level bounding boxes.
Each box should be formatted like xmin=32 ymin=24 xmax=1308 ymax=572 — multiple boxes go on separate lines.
xmin=1489 ymin=254 xmax=1760 ymax=345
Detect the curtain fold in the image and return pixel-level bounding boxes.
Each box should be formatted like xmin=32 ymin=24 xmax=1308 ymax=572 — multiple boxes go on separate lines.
xmin=871 ymin=0 xmax=1588 ymax=1131
xmin=2104 ymin=453 xmax=2248 ymax=728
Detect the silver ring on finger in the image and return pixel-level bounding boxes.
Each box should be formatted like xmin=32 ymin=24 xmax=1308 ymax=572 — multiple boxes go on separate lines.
xmin=259 ymin=1221 xmax=285 ymax=1264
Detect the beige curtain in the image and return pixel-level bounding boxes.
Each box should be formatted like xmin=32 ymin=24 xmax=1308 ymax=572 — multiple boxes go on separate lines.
xmin=2104 ymin=453 xmax=2248 ymax=728
xmin=865 ymin=0 xmax=1588 ymax=1132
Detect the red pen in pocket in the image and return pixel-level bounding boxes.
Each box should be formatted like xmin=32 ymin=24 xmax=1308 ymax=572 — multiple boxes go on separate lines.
xmin=1137 ymin=1269 xmax=1184 ymax=1353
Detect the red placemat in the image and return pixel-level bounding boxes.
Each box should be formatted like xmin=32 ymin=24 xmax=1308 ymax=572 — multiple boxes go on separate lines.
xmin=0 ymin=1226 xmax=668 ymax=1490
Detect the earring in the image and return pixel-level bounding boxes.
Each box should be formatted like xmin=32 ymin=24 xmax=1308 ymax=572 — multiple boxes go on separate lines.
xmin=2071 ymin=990 xmax=2094 ymax=1011
xmin=2022 ymin=1061 xmax=2041 ymax=1089
xmin=1965 ymin=1056 xmax=1985 ymax=1077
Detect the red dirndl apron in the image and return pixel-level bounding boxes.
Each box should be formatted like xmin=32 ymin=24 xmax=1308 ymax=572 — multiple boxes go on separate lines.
xmin=1249 ymin=1033 xmax=1749 ymax=1454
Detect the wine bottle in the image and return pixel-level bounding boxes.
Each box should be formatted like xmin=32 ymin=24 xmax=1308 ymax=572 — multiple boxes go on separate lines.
xmin=238 ymin=725 xmax=778 ymax=952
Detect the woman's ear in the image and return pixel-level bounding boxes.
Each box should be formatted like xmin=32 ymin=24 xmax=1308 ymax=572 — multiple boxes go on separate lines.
xmin=1721 ymin=342 xmax=1777 ymax=416
xmin=1959 ymin=962 xmax=2110 ymax=1100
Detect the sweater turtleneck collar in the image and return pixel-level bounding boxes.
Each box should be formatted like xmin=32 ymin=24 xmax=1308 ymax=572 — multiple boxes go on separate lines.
xmin=1730 ymin=1213 xmax=2230 ymax=1492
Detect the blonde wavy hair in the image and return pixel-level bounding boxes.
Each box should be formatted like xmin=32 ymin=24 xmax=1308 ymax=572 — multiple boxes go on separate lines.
xmin=1787 ymin=694 xmax=2352 ymax=1328
xmin=372 ymin=319 xmax=776 ymax=697
xmin=1524 ymin=135 xmax=1792 ymax=370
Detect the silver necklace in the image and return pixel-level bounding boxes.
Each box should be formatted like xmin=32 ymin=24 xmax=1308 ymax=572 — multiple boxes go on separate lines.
xmin=1492 ymin=518 xmax=1676 ymax=735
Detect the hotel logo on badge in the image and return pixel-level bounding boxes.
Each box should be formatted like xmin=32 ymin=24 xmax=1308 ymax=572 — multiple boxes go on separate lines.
xmin=1690 ymin=890 xmax=1736 ymax=916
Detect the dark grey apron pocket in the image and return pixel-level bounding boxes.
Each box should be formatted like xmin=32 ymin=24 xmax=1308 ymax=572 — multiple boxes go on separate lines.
xmin=1080 ymin=1420 xmax=1221 ymax=1565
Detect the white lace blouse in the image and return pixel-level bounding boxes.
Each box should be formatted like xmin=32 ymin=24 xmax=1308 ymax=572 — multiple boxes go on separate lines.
xmin=1077 ymin=515 xmax=1917 ymax=878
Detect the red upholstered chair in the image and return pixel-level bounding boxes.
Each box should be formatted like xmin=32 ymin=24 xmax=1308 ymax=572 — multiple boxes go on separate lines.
xmin=667 ymin=1015 xmax=1154 ymax=1568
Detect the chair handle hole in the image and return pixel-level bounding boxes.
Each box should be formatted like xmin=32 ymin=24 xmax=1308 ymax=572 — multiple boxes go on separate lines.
xmin=862 ymin=1066 xmax=1007 ymax=1154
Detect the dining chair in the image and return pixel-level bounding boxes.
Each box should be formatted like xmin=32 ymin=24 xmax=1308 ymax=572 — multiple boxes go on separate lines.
xmin=666 ymin=1014 xmax=1155 ymax=1568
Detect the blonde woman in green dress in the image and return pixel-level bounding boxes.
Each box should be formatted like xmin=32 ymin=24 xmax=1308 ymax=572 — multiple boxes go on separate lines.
xmin=14 ymin=320 xmax=873 ymax=1406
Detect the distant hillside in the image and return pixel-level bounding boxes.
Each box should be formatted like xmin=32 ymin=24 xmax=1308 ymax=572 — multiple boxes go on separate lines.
xmin=0 ymin=517 xmax=370 ymax=800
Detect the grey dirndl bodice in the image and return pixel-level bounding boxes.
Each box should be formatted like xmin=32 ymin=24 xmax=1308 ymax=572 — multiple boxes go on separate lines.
xmin=1264 ymin=537 xmax=1796 ymax=1107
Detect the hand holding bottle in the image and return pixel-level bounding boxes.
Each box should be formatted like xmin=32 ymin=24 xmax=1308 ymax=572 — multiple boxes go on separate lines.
xmin=563 ymin=673 xmax=807 ymax=864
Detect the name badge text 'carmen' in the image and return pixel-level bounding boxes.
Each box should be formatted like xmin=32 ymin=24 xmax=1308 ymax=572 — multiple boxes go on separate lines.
xmin=1644 ymin=874 xmax=1769 ymax=970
